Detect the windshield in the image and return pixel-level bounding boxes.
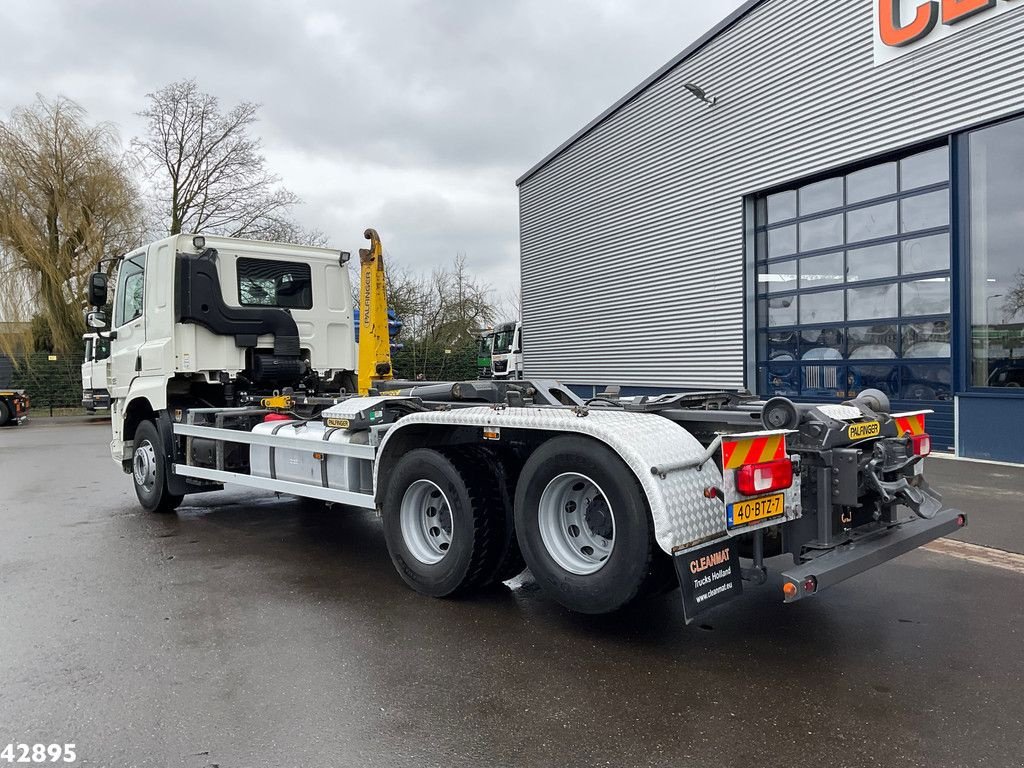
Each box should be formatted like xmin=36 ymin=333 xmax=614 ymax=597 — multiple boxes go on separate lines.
xmin=494 ymin=329 xmax=516 ymax=352
xmin=477 ymin=335 xmax=494 ymax=356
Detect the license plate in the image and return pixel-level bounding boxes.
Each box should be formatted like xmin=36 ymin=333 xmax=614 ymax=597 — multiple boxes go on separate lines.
xmin=727 ymin=493 xmax=785 ymax=529
xmin=848 ymin=420 xmax=881 ymax=440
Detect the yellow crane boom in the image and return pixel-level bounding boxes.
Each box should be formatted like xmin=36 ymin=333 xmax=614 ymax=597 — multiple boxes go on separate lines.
xmin=357 ymin=228 xmax=394 ymax=395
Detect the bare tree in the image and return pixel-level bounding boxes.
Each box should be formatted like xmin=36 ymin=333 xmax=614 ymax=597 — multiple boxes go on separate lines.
xmin=382 ymin=254 xmax=496 ymax=379
xmin=1003 ymin=269 xmax=1024 ymax=322
xmin=0 ymin=96 xmax=141 ymax=356
xmin=134 ymin=80 xmax=317 ymax=243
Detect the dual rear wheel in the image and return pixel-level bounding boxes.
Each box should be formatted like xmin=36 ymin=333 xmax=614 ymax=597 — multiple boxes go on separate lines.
xmin=382 ymin=437 xmax=670 ymax=613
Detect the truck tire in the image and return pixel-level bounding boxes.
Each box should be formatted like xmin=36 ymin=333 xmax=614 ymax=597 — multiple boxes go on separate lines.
xmin=0 ymin=400 xmax=9 ymax=427
xmin=449 ymin=447 xmax=525 ymax=584
xmin=132 ymin=420 xmax=184 ymax=513
xmin=514 ymin=436 xmax=666 ymax=614
xmin=382 ymin=448 xmax=502 ymax=597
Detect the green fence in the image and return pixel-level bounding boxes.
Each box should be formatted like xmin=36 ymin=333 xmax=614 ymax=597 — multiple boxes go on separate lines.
xmin=391 ymin=345 xmax=479 ymax=382
xmin=7 ymin=351 xmax=85 ymax=414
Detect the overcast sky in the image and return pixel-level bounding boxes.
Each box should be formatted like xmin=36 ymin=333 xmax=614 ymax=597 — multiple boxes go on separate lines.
xmin=0 ymin=0 xmax=745 ymax=298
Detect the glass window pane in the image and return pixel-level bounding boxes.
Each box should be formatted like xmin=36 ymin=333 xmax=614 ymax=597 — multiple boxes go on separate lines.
xmin=768 ymin=225 xmax=797 ymax=258
xmin=847 ymin=202 xmax=897 ymax=243
xmin=800 ymin=289 xmax=844 ymax=324
xmin=755 ymin=197 xmax=767 ymax=227
xmin=848 ymin=364 xmax=897 ymax=398
xmin=847 ymin=283 xmax=898 ymax=321
xmin=761 ymin=330 xmax=799 ymax=361
xmin=903 ymin=321 xmax=951 ymax=358
xmin=799 ymin=214 xmax=843 ymax=252
xmin=848 ymin=324 xmax=899 ymax=359
xmin=847 ymin=162 xmax=897 ymax=204
xmin=900 ymin=146 xmax=949 ymax=190
xmin=800 ymin=328 xmax=845 ymax=359
xmin=900 ymin=364 xmax=952 ymax=400
xmin=799 ymin=177 xmax=844 ymax=216
xmin=767 ymin=190 xmax=797 ymax=223
xmin=901 ymin=234 xmax=950 ymax=275
xmin=846 ymin=243 xmax=898 ymax=282
xmin=968 ymin=116 xmax=1024 ymax=387
xmin=902 ymin=277 xmax=950 ymax=316
xmin=763 ymin=363 xmax=801 ymax=397
xmin=802 ymin=363 xmax=846 ymax=398
xmin=759 ymin=296 xmax=797 ymax=327
xmin=757 ymin=259 xmax=797 ymax=294
xmin=800 ymin=252 xmax=844 ymax=288
xmin=901 ymin=189 xmax=949 ymax=233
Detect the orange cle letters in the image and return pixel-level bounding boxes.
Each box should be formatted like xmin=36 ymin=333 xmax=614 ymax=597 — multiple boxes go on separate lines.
xmin=879 ymin=0 xmax=1004 ymax=48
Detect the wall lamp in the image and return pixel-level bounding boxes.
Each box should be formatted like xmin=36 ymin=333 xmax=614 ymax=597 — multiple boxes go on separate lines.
xmin=684 ymin=83 xmax=717 ymax=107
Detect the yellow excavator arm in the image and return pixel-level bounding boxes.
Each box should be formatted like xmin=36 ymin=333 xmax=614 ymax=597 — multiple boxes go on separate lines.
xmin=357 ymin=228 xmax=394 ymax=395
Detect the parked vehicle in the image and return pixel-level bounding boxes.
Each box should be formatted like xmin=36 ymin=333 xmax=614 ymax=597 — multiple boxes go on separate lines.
xmin=84 ymin=232 xmax=966 ymax=622
xmin=474 ymin=328 xmax=496 ymax=378
xmin=0 ymin=389 xmax=29 ymax=426
xmin=81 ymin=333 xmax=112 ymax=412
xmin=490 ymin=320 xmax=523 ymax=379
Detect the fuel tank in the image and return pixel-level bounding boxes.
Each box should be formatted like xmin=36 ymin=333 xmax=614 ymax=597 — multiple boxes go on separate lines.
xmin=249 ymin=420 xmax=372 ymax=494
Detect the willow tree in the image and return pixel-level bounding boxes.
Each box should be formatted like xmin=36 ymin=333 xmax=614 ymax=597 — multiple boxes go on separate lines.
xmin=0 ymin=96 xmax=141 ymax=356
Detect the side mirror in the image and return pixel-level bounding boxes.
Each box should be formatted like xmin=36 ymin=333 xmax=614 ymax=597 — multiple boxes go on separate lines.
xmin=88 ymin=272 xmax=108 ymax=308
xmin=86 ymin=311 xmax=107 ymax=329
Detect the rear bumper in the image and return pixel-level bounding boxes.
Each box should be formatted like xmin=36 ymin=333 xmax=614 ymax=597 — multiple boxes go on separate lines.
xmin=781 ymin=509 xmax=967 ymax=602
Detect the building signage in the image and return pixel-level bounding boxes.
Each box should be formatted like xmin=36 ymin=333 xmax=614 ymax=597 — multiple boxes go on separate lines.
xmin=874 ymin=0 xmax=1022 ymax=64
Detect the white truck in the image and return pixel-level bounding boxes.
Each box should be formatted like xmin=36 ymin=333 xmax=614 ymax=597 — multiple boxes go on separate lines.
xmin=490 ymin=320 xmax=523 ymax=380
xmin=85 ymin=232 xmax=966 ymax=621
xmin=81 ymin=333 xmax=111 ymax=412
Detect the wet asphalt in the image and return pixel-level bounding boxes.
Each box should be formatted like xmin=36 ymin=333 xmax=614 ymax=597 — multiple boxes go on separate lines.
xmin=0 ymin=420 xmax=1022 ymax=768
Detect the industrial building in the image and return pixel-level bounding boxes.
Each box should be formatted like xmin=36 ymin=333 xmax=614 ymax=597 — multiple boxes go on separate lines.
xmin=517 ymin=0 xmax=1024 ymax=462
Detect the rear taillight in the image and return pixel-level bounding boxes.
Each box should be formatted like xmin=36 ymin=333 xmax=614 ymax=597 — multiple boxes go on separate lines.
xmin=735 ymin=458 xmax=794 ymax=496
xmin=911 ymin=433 xmax=931 ymax=457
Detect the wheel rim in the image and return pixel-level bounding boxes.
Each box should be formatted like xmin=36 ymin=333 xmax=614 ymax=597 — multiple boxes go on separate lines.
xmin=399 ymin=479 xmax=454 ymax=565
xmin=538 ymin=472 xmax=615 ymax=575
xmin=133 ymin=439 xmax=157 ymax=493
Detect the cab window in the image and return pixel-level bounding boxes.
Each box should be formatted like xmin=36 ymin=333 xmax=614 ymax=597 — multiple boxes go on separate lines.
xmin=237 ymin=258 xmax=313 ymax=309
xmin=114 ymin=252 xmax=146 ymax=327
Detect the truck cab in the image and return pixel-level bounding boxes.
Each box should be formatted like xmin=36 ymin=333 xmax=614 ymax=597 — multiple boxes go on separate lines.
xmin=90 ymin=234 xmax=356 ymax=470
xmin=81 ymin=333 xmax=111 ymax=411
xmin=490 ymin=321 xmax=523 ymax=379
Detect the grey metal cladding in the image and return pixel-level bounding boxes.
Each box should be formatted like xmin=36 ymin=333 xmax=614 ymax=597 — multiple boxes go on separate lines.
xmin=519 ymin=0 xmax=1024 ymax=389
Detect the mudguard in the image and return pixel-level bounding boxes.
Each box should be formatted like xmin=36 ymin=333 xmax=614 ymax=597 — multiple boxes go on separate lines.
xmin=375 ymin=406 xmax=728 ymax=555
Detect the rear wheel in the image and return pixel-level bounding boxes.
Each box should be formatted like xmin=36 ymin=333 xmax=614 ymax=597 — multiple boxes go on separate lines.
xmin=0 ymin=400 xmax=9 ymax=427
xmin=382 ymin=448 xmax=502 ymax=597
xmin=132 ymin=420 xmax=183 ymax=513
xmin=514 ymin=436 xmax=668 ymax=614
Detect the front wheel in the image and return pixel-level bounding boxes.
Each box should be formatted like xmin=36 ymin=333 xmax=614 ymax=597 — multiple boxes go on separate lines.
xmin=0 ymin=400 xmax=9 ymax=427
xmin=132 ymin=420 xmax=183 ymax=513
xmin=514 ymin=436 xmax=670 ymax=614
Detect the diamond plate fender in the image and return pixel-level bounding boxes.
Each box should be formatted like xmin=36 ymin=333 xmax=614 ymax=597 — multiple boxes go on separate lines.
xmin=375 ymin=406 xmax=727 ymax=554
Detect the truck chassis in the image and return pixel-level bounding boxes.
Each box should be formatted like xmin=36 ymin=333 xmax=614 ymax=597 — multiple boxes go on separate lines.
xmin=158 ymin=379 xmax=964 ymax=621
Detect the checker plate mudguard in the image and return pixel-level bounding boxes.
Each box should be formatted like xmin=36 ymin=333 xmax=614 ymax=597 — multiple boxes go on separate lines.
xmin=376 ymin=407 xmax=727 ymax=554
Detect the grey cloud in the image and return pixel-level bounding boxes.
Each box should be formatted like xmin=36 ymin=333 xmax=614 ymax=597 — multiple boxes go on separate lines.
xmin=0 ymin=0 xmax=746 ymax=285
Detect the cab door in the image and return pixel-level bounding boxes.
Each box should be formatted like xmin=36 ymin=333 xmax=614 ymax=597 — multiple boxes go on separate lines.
xmin=81 ymin=338 xmax=94 ymax=392
xmin=108 ymin=249 xmax=147 ymax=400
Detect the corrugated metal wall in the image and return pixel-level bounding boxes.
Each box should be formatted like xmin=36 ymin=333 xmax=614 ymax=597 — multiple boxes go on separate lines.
xmin=519 ymin=0 xmax=1024 ymax=388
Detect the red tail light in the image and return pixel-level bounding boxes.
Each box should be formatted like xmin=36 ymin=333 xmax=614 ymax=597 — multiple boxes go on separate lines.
xmin=735 ymin=458 xmax=794 ymax=496
xmin=911 ymin=433 xmax=931 ymax=457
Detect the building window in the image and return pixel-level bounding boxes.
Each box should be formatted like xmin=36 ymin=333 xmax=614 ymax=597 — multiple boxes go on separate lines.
xmin=967 ymin=115 xmax=1024 ymax=389
xmin=237 ymin=258 xmax=313 ymax=309
xmin=754 ymin=145 xmax=952 ymax=402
